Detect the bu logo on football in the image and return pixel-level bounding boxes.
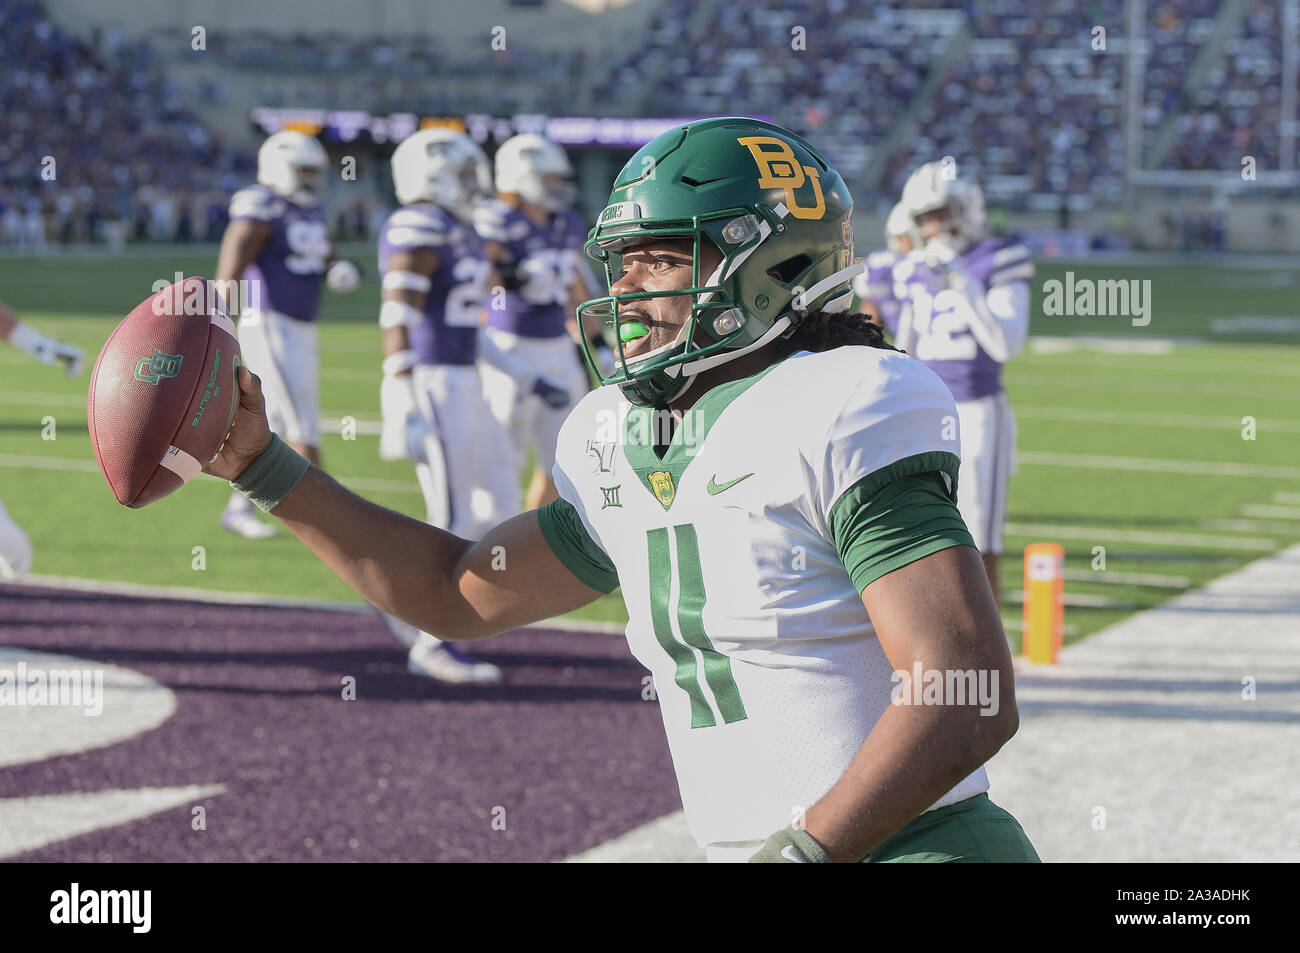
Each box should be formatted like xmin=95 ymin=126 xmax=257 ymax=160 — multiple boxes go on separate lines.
xmin=736 ymin=136 xmax=825 ymax=220
xmin=134 ymin=350 xmax=184 ymax=385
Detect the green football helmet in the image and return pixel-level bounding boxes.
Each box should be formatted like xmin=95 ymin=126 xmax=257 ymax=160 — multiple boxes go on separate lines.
xmin=577 ymin=117 xmax=862 ymax=407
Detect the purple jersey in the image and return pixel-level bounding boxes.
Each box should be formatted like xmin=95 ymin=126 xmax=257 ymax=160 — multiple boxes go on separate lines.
xmin=854 ymin=248 xmax=903 ymax=331
xmin=892 ymin=236 xmax=1033 ymax=401
xmin=228 ymin=185 xmax=329 ymax=323
xmin=473 ymin=201 xmax=587 ymax=338
xmin=378 ymin=203 xmax=488 ymax=367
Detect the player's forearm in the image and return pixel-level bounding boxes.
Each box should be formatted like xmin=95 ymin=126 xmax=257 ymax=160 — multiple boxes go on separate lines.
xmin=271 ymin=465 xmax=476 ymax=634
xmin=803 ymin=687 xmax=1017 ymax=862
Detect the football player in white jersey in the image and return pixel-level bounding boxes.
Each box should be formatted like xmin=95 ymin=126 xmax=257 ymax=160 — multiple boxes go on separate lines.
xmin=0 ymin=297 xmax=84 ymax=578
xmin=891 ymin=161 xmax=1034 ymax=604
xmin=475 ymin=134 xmax=595 ymax=512
xmin=206 ymin=119 xmax=1038 ymax=863
xmin=216 ymin=130 xmax=360 ymax=539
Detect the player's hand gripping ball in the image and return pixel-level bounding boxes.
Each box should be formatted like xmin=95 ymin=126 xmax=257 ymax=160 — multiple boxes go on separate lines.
xmin=88 ymin=277 xmax=242 ymax=507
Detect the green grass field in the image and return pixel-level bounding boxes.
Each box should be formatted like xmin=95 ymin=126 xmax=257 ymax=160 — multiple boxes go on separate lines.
xmin=2 ymin=247 xmax=1298 ymax=645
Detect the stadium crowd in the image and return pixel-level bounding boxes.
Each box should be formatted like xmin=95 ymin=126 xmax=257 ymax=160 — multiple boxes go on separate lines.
xmin=0 ymin=0 xmax=253 ymax=247
xmin=0 ymin=0 xmax=1290 ymax=247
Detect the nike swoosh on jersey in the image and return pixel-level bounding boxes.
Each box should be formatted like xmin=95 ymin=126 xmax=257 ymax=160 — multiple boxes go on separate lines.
xmin=706 ymin=473 xmax=755 ymax=495
xmin=780 ymin=845 xmax=806 ymax=862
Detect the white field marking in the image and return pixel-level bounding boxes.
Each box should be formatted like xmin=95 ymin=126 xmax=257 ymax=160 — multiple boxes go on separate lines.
xmin=1199 ymin=517 xmax=1300 ymax=534
xmin=1006 ymin=373 xmax=1298 ymax=399
xmin=320 ymin=415 xmax=382 ymax=436
xmin=1028 ymin=336 xmax=1186 ymax=355
xmin=1211 ymin=316 xmax=1300 ymax=334
xmin=1028 ymin=354 xmax=1300 ymax=377
xmin=1014 ymin=405 xmax=1300 ymax=433
xmin=988 ymin=542 xmax=1300 ymax=861
xmin=1002 ymin=522 xmax=1276 ymax=551
xmin=0 ymin=452 xmax=98 ymax=473
xmin=0 ymin=647 xmax=177 ymax=768
xmin=1017 ymin=450 xmax=1300 ymax=481
xmin=1061 ymin=569 xmax=1190 ymax=588
xmin=1005 ymin=590 xmax=1141 ymax=610
xmin=0 ymin=785 xmax=227 ymax=860
xmin=1273 ymin=491 xmax=1300 ymax=504
xmin=0 ymin=451 xmax=418 ymax=495
xmin=0 ymin=390 xmax=86 ymax=408
xmin=563 ymin=809 xmax=706 ymax=863
xmin=0 ymin=392 xmax=385 ymax=437
xmin=20 ymin=573 xmax=372 ymax=613
xmin=1239 ymin=504 xmax=1300 ymax=520
xmin=565 ymin=544 xmax=1300 ymax=862
xmin=16 ymin=574 xmax=627 ymax=635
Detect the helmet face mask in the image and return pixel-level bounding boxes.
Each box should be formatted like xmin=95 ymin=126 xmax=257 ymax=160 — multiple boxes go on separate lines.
xmin=576 ymin=118 xmax=861 ymax=408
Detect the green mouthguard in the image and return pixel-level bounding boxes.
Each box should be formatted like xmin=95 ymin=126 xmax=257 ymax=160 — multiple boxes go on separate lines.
xmin=619 ymin=322 xmax=649 ymax=343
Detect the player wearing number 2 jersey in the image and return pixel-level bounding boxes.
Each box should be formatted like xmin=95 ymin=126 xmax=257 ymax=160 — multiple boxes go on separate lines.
xmin=207 ymin=119 xmax=1038 ymax=863
xmin=891 ymin=161 xmax=1034 ymax=604
xmin=216 ymin=130 xmax=360 ymax=540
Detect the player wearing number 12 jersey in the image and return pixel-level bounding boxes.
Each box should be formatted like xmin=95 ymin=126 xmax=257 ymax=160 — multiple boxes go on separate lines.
xmin=207 ymin=118 xmax=1038 ymax=862
xmin=890 ymin=162 xmax=1033 ymax=604
xmin=216 ymin=130 xmax=360 ymax=539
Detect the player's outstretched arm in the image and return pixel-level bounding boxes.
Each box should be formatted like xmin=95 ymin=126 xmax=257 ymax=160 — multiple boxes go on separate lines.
xmin=206 ymin=367 xmax=606 ymax=639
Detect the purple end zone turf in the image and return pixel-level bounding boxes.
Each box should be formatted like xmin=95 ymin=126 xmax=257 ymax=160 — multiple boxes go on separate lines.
xmin=0 ymin=583 xmax=683 ymax=862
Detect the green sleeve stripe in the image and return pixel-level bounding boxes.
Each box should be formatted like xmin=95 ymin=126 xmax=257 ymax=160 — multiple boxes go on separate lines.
xmin=537 ymin=497 xmax=620 ymax=594
xmin=833 ymin=450 xmax=962 ymax=509
xmin=828 ymin=457 xmax=975 ymax=593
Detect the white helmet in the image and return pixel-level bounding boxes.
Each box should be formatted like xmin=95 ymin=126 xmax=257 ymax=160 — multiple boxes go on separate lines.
xmin=900 ymin=159 xmax=986 ymax=253
xmin=391 ymin=128 xmax=492 ymax=220
xmin=257 ymin=130 xmax=327 ymax=206
xmin=494 ymin=134 xmax=575 ymax=212
xmin=884 ymin=201 xmax=918 ymax=254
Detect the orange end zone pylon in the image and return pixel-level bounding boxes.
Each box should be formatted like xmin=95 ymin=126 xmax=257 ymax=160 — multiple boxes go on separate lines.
xmin=1023 ymin=543 xmax=1064 ymax=664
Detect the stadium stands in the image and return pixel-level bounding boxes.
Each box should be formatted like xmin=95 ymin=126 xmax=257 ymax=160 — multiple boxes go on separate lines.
xmin=2 ymin=0 xmax=1294 ymax=246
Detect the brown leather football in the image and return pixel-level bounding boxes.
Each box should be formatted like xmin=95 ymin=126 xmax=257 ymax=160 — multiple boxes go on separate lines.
xmin=88 ymin=277 xmax=241 ymax=507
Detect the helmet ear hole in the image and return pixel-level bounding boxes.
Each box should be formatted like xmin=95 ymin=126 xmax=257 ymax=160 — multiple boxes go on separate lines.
xmin=767 ymin=254 xmax=812 ymax=285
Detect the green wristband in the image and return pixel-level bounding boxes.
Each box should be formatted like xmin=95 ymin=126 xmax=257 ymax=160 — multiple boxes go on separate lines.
xmin=230 ymin=434 xmax=311 ymax=513
xmin=748 ymin=825 xmax=833 ymax=863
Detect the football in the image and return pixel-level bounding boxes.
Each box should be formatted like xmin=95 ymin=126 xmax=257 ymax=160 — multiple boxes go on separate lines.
xmin=88 ymin=277 xmax=241 ymax=508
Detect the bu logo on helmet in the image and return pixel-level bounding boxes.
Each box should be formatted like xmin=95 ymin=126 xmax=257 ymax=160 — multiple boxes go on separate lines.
xmin=135 ymin=350 xmax=184 ymax=385
xmin=736 ymin=136 xmax=826 ymax=221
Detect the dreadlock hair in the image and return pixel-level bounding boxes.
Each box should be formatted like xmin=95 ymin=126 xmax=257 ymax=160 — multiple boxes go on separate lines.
xmin=773 ymin=309 xmax=899 ymax=358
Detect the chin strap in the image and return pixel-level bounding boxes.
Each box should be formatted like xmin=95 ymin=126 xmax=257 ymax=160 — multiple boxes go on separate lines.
xmin=678 ymin=313 xmax=793 ymax=378
xmin=790 ymin=261 xmax=867 ymax=314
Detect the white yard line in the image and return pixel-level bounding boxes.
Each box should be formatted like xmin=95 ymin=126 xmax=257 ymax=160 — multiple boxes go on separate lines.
xmin=1016 ymin=450 xmax=1300 ymax=481
xmin=1002 ymin=522 xmax=1277 ymax=552
xmin=563 ymin=544 xmax=1300 ymax=862
xmin=1014 ymin=405 xmax=1300 ymax=433
xmin=1238 ymin=504 xmax=1300 ymax=520
xmin=1061 ymin=569 xmax=1190 ymax=589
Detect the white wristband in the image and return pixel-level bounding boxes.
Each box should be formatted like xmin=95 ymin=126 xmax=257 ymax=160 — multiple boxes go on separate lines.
xmin=379 ymin=299 xmax=423 ymax=329
xmin=382 ymin=270 xmax=432 ymax=293
xmin=382 ymin=349 xmax=418 ymax=376
xmin=8 ymin=322 xmax=42 ymax=357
